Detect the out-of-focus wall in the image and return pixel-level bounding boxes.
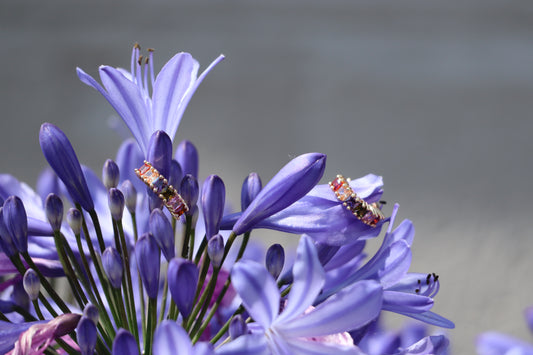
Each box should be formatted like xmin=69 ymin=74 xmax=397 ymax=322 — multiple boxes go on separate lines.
xmin=2 ymin=1 xmax=533 ymax=352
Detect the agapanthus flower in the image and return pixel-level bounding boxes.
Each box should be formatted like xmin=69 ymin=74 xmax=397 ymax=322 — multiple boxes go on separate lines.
xmin=77 ymin=44 xmax=224 ymax=154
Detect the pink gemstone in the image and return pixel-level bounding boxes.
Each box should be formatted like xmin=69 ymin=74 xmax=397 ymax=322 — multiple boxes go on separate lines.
xmin=138 ymin=162 xmax=152 ymax=176
xmin=362 ymin=211 xmax=376 ymax=225
xmin=331 ymin=177 xmax=344 ymax=192
xmin=166 ymin=195 xmax=188 ymax=217
xmin=336 ymin=185 xmax=352 ymax=201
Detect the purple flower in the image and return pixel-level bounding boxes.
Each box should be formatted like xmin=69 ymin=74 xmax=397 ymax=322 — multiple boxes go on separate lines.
xmin=241 ymin=172 xmax=262 ymax=211
xmin=219 ymin=235 xmax=383 ymax=354
xmin=201 ymin=175 xmax=225 ymax=239
xmin=222 ymin=173 xmax=384 ymax=245
xmin=167 ymin=258 xmax=198 ymax=319
xmin=77 ymin=44 xmax=224 ymax=154
xmin=102 ymin=247 xmax=124 ymax=289
xmin=149 ymin=208 xmax=175 ymax=261
xmin=175 ymin=140 xmax=199 ymax=178
xmin=113 ymin=329 xmax=139 ymax=355
xmin=44 ymin=193 xmax=63 ymax=232
xmin=39 ymin=123 xmax=95 ymax=212
xmin=231 ymin=153 xmax=326 ymax=236
xmin=3 ymin=196 xmax=28 ymax=253
xmin=76 ymin=316 xmax=97 ymax=355
xmin=135 ymin=233 xmax=161 ymax=299
xmin=153 ymin=320 xmax=214 ymax=355
xmin=102 ymin=159 xmax=120 ymax=189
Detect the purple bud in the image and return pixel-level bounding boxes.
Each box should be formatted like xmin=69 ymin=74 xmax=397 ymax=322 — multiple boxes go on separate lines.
xmin=102 ymin=247 xmax=124 ymax=289
xmin=229 ymin=315 xmax=247 ymax=339
xmin=76 ymin=316 xmax=97 ymax=355
xmin=169 ymin=160 xmax=183 ymax=190
xmin=207 ymin=234 xmax=224 ymax=268
xmin=12 ymin=281 xmax=29 ymax=310
xmin=147 ymin=130 xmax=172 ymax=179
xmin=37 ymin=167 xmax=61 ymax=203
xmin=0 ymin=208 xmax=16 ymax=257
xmin=175 ymin=140 xmax=199 ymax=178
xmin=83 ymin=304 xmax=99 ymax=325
xmin=241 ymin=172 xmax=262 ymax=211
xmin=45 ymin=193 xmax=63 ymax=232
xmin=112 ymin=329 xmax=139 ymax=355
xmin=120 ymin=180 xmax=137 ymax=214
xmin=3 ymin=196 xmax=28 ymax=253
xmin=179 ymin=174 xmax=199 ymax=212
xmin=167 ymin=258 xmax=198 ymax=318
xmin=135 ymin=233 xmax=160 ymax=299
xmin=102 ymin=159 xmax=120 ymax=189
xmin=265 ymin=244 xmax=285 ymax=279
xmin=39 ymin=123 xmax=94 ymax=211
xmin=67 ymin=208 xmax=82 ymax=235
xmin=200 ymin=175 xmax=225 ymax=239
xmin=233 ymin=153 xmax=326 ymax=235
xmin=108 ymin=188 xmax=125 ymax=221
xmin=149 ymin=209 xmax=175 ymax=261
xmin=23 ymin=269 xmax=40 ymax=301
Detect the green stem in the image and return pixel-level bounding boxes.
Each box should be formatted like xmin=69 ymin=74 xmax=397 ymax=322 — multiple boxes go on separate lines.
xmin=88 ymin=209 xmax=106 ymax=252
xmin=144 ymin=298 xmax=157 ymax=355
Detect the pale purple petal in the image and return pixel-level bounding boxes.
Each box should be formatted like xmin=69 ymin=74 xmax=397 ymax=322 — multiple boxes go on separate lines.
xmin=396 ymin=311 xmax=455 ymax=329
xmin=399 ymin=335 xmax=449 ymax=355
xmin=116 ymin=138 xmax=145 ymax=194
xmin=382 ymin=290 xmax=433 ymax=314
xmin=278 ymin=280 xmax=382 ymax=338
xmin=0 ymin=321 xmax=40 ymax=354
xmin=231 ymin=259 xmax=280 ymax=329
xmin=153 ymin=320 xmax=193 ymax=355
xmin=277 ymin=235 xmax=325 ymax=323
xmin=476 ymin=332 xmax=533 ymax=355
xmin=216 ymin=334 xmax=269 ymax=355
xmin=285 ymin=337 xmax=364 ymax=355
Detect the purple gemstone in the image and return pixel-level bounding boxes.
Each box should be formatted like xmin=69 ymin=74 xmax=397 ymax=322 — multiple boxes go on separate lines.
xmin=152 ymin=176 xmax=168 ymax=195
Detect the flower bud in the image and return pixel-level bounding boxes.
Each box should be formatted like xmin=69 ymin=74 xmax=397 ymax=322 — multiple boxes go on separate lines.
xmin=0 ymin=208 xmax=17 ymax=257
xmin=229 ymin=315 xmax=247 ymax=339
xmin=149 ymin=208 xmax=175 ymax=261
xmin=39 ymin=123 xmax=94 ymax=211
xmin=102 ymin=159 xmax=120 ymax=189
xmin=169 ymin=160 xmax=183 ymax=190
xmin=108 ymin=188 xmax=125 ymax=221
xmin=168 ymin=258 xmax=198 ymax=318
xmin=112 ymin=329 xmax=139 ymax=355
xmin=241 ymin=172 xmax=262 ymax=211
xmin=232 ymin=153 xmax=326 ymax=235
xmin=179 ymin=174 xmax=199 ymax=213
xmin=83 ymin=304 xmax=99 ymax=325
xmin=201 ymin=175 xmax=225 ymax=239
xmin=175 ymin=140 xmax=198 ymax=178
xmin=207 ymin=234 xmax=224 ymax=268
xmin=265 ymin=244 xmax=285 ymax=280
xmin=76 ymin=316 xmax=97 ymax=355
xmin=45 ymin=193 xmax=63 ymax=232
xmin=120 ymin=180 xmax=137 ymax=215
xmin=3 ymin=196 xmax=28 ymax=253
xmin=12 ymin=281 xmax=30 ymax=310
xmin=147 ymin=130 xmax=172 ymax=179
xmin=67 ymin=208 xmax=82 ymax=235
xmin=23 ymin=269 xmax=40 ymax=301
xmin=36 ymin=167 xmax=61 ymax=203
xmin=102 ymin=247 xmax=124 ymax=289
xmin=135 ymin=233 xmax=160 ymax=299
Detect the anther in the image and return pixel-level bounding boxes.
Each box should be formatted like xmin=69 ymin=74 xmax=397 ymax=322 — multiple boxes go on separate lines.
xmin=137 ymin=55 xmax=143 ymax=66
xmin=134 ymin=43 xmax=141 ymax=49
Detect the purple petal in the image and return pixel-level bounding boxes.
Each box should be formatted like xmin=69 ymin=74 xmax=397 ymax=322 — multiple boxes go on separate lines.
xmin=279 ymin=280 xmax=382 ymax=338
xmin=400 ymin=335 xmax=449 ymax=355
xmin=477 ymin=332 xmax=533 ymax=355
xmin=76 ymin=316 xmax=97 ymax=355
xmin=396 ymin=310 xmax=455 ymax=329
xmin=116 ymin=138 xmax=145 ymax=194
xmin=200 ymin=175 xmax=225 ymax=239
xmin=277 ymin=235 xmax=325 ymax=323
xmin=3 ymin=196 xmax=28 ymax=253
xmin=231 ymin=259 xmax=280 ymax=329
xmin=167 ymin=258 xmax=198 ymax=318
xmin=285 ymin=338 xmax=363 ymax=355
xmin=39 ymin=123 xmax=94 ymax=211
xmin=147 ymin=130 xmax=173 ymax=178
xmin=0 ymin=320 xmax=41 ymax=353
xmin=149 ymin=208 xmax=175 ymax=261
xmin=175 ymin=140 xmax=199 ymax=178
xmin=98 ymin=66 xmax=151 ymax=153
xmin=112 ymin=329 xmax=139 ymax=355
xmin=241 ymin=172 xmax=262 ymax=211
xmin=216 ymin=334 xmax=269 ymax=355
xmin=153 ymin=320 xmax=193 ymax=355
xmin=382 ymin=290 xmax=433 ymax=314
xmin=36 ymin=168 xmax=61 ymax=203
xmin=135 ymin=233 xmax=161 ymax=299
xmin=232 ymin=153 xmax=326 ymax=235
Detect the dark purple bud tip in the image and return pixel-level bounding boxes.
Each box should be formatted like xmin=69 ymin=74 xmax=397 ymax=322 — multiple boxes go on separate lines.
xmin=0 ymin=208 xmax=16 ymax=257
xmin=103 ymin=159 xmax=120 ymax=189
xmin=149 ymin=208 xmax=175 ymax=261
xmin=83 ymin=304 xmax=99 ymax=325
xmin=23 ymin=269 xmax=40 ymax=301
xmin=229 ymin=315 xmax=247 ymax=339
xmin=120 ymin=180 xmax=137 ymax=214
xmin=147 ymin=130 xmax=172 ymax=179
xmin=241 ymin=172 xmax=262 ymax=211
xmin=45 ymin=193 xmax=63 ymax=232
xmin=113 ymin=329 xmax=139 ymax=355
xmin=39 ymin=123 xmax=94 ymax=211
xmin=3 ymin=196 xmax=28 ymax=253
xmin=180 ymin=174 xmax=199 ymax=212
xmin=108 ymin=188 xmax=125 ymax=221
xmin=169 ymin=160 xmax=183 ymax=189
xmin=233 ymin=152 xmax=326 ymax=235
xmin=265 ymin=243 xmax=285 ymax=280
xmin=67 ymin=208 xmax=82 ymax=235
xmin=76 ymin=316 xmax=97 ymax=355
xmin=175 ymin=140 xmax=199 ymax=178
xmin=168 ymin=258 xmax=198 ymax=319
xmin=102 ymin=247 xmax=124 ymax=289
xmin=135 ymin=233 xmax=161 ymax=299
xmin=201 ymin=175 xmax=225 ymax=239
xmin=207 ymin=234 xmax=224 ymax=268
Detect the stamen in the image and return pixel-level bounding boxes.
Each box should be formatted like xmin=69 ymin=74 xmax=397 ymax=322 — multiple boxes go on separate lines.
xmin=148 ymin=48 xmax=155 ymax=88
xmin=143 ymin=57 xmax=150 ymax=97
xmin=135 ymin=55 xmax=143 ymax=88
xmin=131 ymin=43 xmax=140 ymax=78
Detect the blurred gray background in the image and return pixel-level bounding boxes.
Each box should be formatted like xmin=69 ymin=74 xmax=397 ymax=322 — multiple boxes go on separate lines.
xmin=2 ymin=0 xmax=533 ymax=352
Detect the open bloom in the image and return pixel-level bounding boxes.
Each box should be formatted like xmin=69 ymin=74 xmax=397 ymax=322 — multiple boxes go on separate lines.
xmin=77 ymin=44 xmax=224 ymax=154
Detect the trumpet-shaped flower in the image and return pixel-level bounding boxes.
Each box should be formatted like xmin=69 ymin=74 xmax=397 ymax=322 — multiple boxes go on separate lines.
xmin=77 ymin=44 xmax=224 ymax=154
